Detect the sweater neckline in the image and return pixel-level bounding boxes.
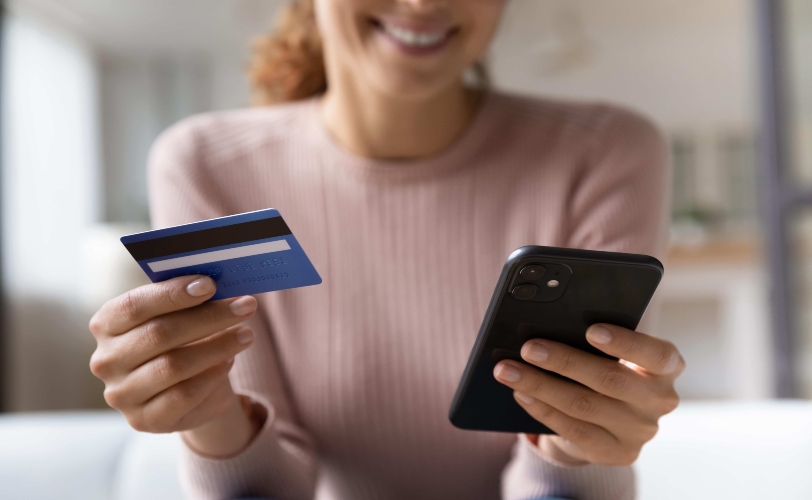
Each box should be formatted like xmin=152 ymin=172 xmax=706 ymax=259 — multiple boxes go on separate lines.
xmin=304 ymin=90 xmax=498 ymax=181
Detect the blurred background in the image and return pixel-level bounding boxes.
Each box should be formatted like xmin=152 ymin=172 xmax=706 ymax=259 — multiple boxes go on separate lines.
xmin=1 ymin=0 xmax=812 ymax=498
xmin=3 ymin=0 xmax=795 ymax=410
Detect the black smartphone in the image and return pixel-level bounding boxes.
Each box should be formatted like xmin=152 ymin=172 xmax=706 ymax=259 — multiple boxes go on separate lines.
xmin=448 ymin=245 xmax=663 ymax=434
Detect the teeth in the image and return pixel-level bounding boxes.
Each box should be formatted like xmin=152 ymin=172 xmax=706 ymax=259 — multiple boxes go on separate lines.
xmin=382 ymin=24 xmax=446 ymax=47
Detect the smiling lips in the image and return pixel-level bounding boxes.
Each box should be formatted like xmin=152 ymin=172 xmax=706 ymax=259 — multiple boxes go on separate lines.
xmin=372 ymin=17 xmax=458 ymax=54
xmin=383 ymin=23 xmax=447 ymax=47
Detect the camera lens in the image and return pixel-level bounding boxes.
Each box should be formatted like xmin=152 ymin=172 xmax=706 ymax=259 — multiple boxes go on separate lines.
xmin=519 ymin=265 xmax=546 ymax=281
xmin=512 ymin=284 xmax=538 ymax=300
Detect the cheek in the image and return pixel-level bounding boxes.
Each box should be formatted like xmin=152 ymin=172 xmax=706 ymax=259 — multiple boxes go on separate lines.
xmin=315 ymin=0 xmax=374 ymax=55
xmin=461 ymin=0 xmax=508 ymax=59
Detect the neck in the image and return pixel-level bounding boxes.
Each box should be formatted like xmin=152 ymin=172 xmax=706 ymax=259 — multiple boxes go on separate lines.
xmin=320 ymin=78 xmax=480 ymax=160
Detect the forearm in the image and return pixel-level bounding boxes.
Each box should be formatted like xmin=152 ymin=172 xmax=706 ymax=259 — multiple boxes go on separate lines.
xmin=181 ymin=393 xmax=264 ymax=458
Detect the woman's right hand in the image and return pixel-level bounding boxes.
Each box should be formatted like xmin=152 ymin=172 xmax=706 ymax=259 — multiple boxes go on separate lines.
xmin=88 ymin=275 xmax=257 ymax=435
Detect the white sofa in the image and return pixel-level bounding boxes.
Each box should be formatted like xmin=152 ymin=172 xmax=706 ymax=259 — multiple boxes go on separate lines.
xmin=1 ymin=401 xmax=811 ymax=500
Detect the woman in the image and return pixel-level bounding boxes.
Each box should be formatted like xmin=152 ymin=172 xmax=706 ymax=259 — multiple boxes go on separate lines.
xmin=88 ymin=0 xmax=684 ymax=499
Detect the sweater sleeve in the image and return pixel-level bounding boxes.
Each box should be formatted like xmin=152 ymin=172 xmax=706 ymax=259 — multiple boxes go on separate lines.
xmin=147 ymin=119 xmax=319 ymax=500
xmin=501 ymin=106 xmax=672 ymax=500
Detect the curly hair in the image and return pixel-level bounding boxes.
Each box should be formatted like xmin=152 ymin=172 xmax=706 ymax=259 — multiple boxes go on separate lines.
xmin=248 ymin=0 xmax=489 ymax=106
xmin=248 ymin=0 xmax=326 ymax=106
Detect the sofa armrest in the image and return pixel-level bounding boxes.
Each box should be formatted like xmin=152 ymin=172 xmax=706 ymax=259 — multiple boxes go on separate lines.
xmin=636 ymin=401 xmax=812 ymax=500
xmin=0 ymin=411 xmax=133 ymax=500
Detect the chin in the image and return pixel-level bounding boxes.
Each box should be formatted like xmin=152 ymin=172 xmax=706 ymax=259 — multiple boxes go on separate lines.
xmin=360 ymin=16 xmax=471 ymax=100
xmin=368 ymin=68 xmax=464 ymax=102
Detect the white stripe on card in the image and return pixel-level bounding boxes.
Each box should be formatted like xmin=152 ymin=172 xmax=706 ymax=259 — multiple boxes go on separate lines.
xmin=148 ymin=239 xmax=291 ymax=272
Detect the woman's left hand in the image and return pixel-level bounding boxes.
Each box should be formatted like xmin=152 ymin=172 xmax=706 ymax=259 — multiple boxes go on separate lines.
xmin=493 ymin=323 xmax=685 ymax=467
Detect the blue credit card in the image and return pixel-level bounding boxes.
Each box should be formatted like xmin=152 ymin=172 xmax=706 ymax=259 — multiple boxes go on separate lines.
xmin=120 ymin=208 xmax=322 ymax=301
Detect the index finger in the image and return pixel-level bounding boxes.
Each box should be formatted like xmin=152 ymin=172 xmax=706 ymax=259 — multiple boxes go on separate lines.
xmin=89 ymin=275 xmax=216 ymax=337
xmin=586 ymin=323 xmax=685 ymax=377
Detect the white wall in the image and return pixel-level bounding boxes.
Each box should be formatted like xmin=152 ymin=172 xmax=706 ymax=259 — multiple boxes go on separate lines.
xmin=100 ymin=56 xmax=226 ymax=222
xmin=2 ymin=14 xmax=104 ymax=410
xmin=490 ymin=0 xmax=758 ymax=130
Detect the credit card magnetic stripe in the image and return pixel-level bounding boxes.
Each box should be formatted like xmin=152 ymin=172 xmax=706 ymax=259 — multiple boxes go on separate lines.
xmin=124 ymin=216 xmax=292 ymax=261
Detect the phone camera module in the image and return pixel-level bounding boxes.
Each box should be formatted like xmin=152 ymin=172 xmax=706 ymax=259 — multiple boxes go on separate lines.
xmin=519 ymin=265 xmax=546 ymax=281
xmin=512 ymin=284 xmax=538 ymax=300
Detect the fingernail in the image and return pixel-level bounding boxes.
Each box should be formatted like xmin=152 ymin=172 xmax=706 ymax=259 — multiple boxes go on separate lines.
xmin=515 ymin=391 xmax=536 ymax=405
xmin=495 ymin=362 xmax=521 ymax=382
xmin=186 ymin=277 xmax=215 ymax=297
xmin=522 ymin=342 xmax=548 ymax=363
xmin=229 ymin=297 xmax=256 ymax=316
xmin=236 ymin=328 xmax=254 ymax=345
xmin=587 ymin=325 xmax=612 ymax=344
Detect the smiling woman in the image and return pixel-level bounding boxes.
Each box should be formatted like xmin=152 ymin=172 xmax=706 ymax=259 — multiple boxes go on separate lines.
xmin=86 ymin=0 xmax=676 ymax=499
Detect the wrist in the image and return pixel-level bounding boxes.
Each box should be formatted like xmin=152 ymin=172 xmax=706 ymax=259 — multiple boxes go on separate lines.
xmin=181 ymin=393 xmax=264 ymax=458
xmin=527 ymin=434 xmax=591 ymax=466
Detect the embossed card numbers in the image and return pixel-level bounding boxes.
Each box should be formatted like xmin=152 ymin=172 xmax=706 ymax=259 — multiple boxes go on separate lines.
xmin=121 ymin=208 xmax=322 ymax=301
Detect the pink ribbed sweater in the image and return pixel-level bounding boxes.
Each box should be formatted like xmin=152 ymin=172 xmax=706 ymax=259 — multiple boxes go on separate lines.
xmin=148 ymin=91 xmax=670 ymax=500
